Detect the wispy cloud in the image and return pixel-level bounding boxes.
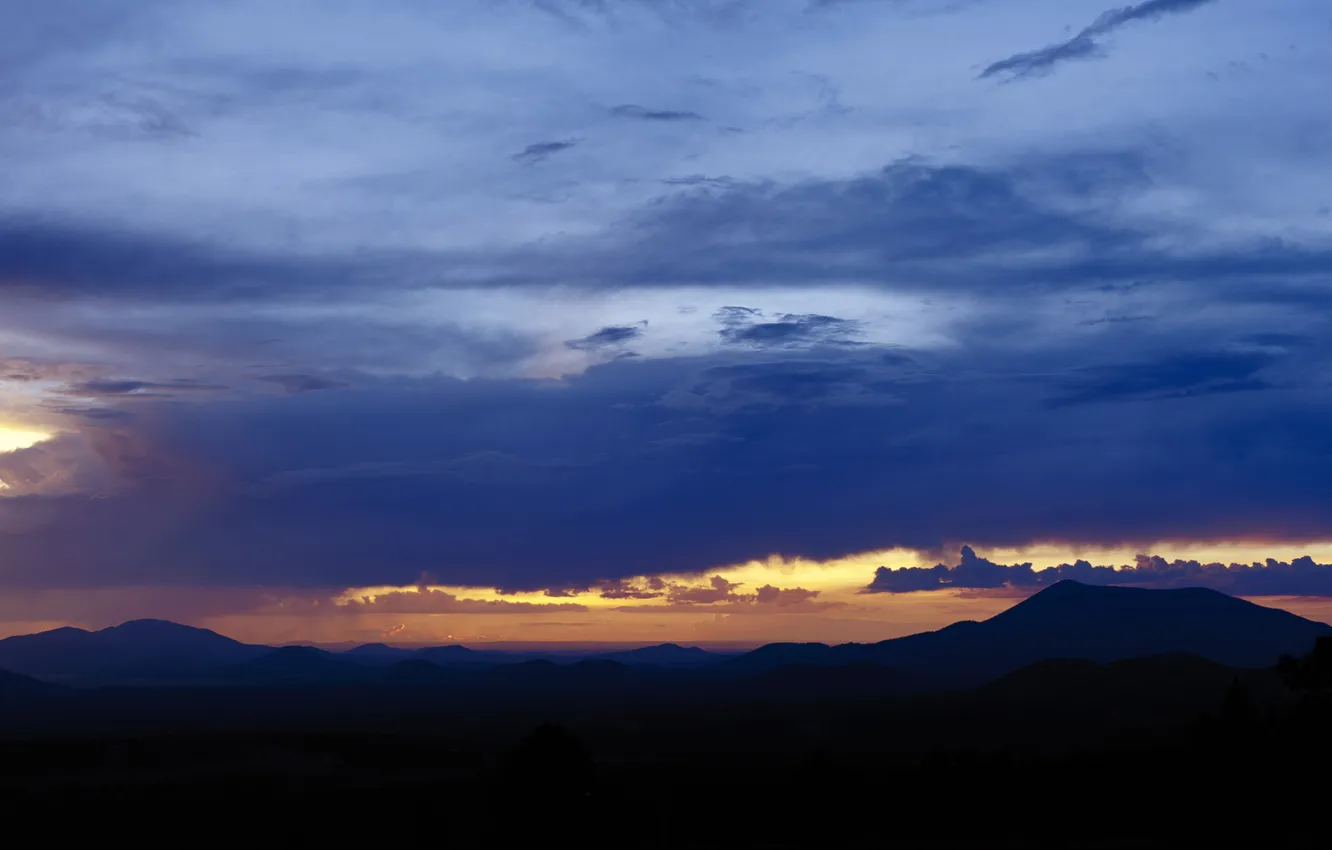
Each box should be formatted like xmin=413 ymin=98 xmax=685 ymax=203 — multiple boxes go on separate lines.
xmin=511 ymin=138 xmax=581 ymax=163
xmin=981 ymin=0 xmax=1219 ymax=80
xmin=611 ymin=104 xmax=704 ymax=121
xmin=565 ymin=323 xmax=647 ymax=351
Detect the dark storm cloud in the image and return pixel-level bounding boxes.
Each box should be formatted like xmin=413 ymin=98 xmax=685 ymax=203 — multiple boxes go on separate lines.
xmin=865 ymin=545 xmax=1332 ymax=597
xmin=0 ymin=217 xmax=380 ymax=302
xmin=5 ymin=154 xmax=1330 ymax=309
xmin=3 ymin=329 xmax=1332 ymax=592
xmin=511 ymin=138 xmax=580 ymax=163
xmin=568 ymin=156 xmax=1145 ymax=291
xmin=981 ymin=0 xmax=1220 ymax=80
xmin=611 ymin=104 xmax=704 ymax=121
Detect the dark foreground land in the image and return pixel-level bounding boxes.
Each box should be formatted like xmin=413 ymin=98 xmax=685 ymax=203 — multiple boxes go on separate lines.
xmin=2 ymin=656 xmax=1330 ymax=849
xmin=4 ymin=582 xmax=1331 ymax=847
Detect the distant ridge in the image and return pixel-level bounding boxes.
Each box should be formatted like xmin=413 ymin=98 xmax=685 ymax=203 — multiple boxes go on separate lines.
xmin=230 ymin=646 xmax=364 ymax=684
xmin=0 ymin=619 xmax=268 ymax=681
xmin=728 ymin=580 xmax=1332 ymax=683
xmin=2 ymin=583 xmax=1327 ymax=687
xmin=592 ymin=643 xmax=716 ymax=667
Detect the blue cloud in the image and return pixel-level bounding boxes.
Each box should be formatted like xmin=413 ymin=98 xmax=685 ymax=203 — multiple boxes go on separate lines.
xmin=2 ymin=0 xmax=1331 ymax=600
xmin=981 ymin=0 xmax=1220 ymax=80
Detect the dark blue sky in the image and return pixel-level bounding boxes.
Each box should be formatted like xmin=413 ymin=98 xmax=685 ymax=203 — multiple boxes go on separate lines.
xmin=2 ymin=1 xmax=1332 ymax=641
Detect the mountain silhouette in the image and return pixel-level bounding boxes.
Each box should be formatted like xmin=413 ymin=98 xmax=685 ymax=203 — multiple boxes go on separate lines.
xmin=592 ymin=643 xmax=717 ymax=667
xmin=415 ymin=644 xmax=489 ymax=666
xmin=0 ymin=619 xmax=267 ymax=681
xmin=342 ymin=643 xmax=419 ymax=663
xmin=3 ymin=582 xmax=1327 ymax=688
xmin=730 ymin=580 xmax=1332 ymax=683
xmin=229 ymin=646 xmax=367 ymax=684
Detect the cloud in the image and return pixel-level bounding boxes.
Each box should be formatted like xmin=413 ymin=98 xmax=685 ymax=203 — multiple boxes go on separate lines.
xmin=511 ymin=139 xmax=581 ymax=164
xmin=339 ymin=587 xmax=588 ymax=615
xmin=717 ymin=308 xmax=863 ymax=348
xmin=981 ymin=0 xmax=1219 ymax=80
xmin=58 ymin=379 xmax=228 ymax=399
xmin=256 ymin=374 xmax=349 ymax=395
xmin=866 ymin=545 xmax=1332 ymax=598
xmin=664 ymin=359 xmax=898 ymax=410
xmin=669 ymin=574 xmax=742 ymax=604
xmin=2 ymin=327 xmax=1330 ymax=592
xmin=611 ymin=104 xmax=704 ymax=121
xmin=594 ymin=574 xmax=838 ymax=612
xmin=1049 ymin=351 xmax=1278 ymax=407
xmin=2 ymin=0 xmax=1332 ymax=605
xmin=565 ymin=323 xmax=647 ymax=351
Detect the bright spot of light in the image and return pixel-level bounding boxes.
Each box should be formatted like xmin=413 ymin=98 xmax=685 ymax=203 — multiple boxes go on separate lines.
xmin=0 ymin=427 xmax=51 ymax=454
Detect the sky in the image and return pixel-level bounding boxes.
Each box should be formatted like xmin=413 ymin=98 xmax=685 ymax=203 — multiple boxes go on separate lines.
xmin=3 ymin=0 xmax=1332 ymax=646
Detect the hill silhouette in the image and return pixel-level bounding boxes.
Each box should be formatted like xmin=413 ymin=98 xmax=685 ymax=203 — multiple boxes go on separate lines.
xmin=2 ymin=582 xmax=1328 ymax=689
xmin=730 ymin=580 xmax=1332 ymax=683
xmin=0 ymin=619 xmax=267 ymax=682
xmin=591 ymin=643 xmax=716 ymax=667
xmin=229 ymin=646 xmax=366 ymax=684
xmin=342 ymin=643 xmax=418 ymax=663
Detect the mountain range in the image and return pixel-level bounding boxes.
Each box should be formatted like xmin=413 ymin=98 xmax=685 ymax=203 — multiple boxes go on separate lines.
xmin=1 ymin=581 xmax=1327 ymax=690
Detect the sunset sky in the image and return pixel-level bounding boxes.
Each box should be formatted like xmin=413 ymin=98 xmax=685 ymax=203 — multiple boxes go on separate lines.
xmin=3 ymin=0 xmax=1332 ymax=647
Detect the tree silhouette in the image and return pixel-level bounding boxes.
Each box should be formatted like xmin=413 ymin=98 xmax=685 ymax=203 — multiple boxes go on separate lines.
xmin=1277 ymin=636 xmax=1332 ymax=698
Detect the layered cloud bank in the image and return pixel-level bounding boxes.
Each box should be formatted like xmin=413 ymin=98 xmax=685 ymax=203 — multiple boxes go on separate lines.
xmin=1 ymin=0 xmax=1331 ymax=632
xmin=868 ymin=547 xmax=1332 ymax=598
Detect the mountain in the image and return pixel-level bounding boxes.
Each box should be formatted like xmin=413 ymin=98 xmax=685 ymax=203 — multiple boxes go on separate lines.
xmin=416 ymin=644 xmax=490 ymax=667
xmin=592 ymin=643 xmax=718 ymax=667
xmin=0 ymin=620 xmax=268 ymax=682
xmin=342 ymin=643 xmax=419 ymax=663
xmin=229 ymin=646 xmax=367 ymax=684
xmin=731 ymin=581 xmax=1332 ymax=684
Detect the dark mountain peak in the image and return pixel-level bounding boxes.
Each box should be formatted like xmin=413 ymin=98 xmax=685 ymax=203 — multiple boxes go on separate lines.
xmin=996 ymin=579 xmax=1244 ymax=624
xmin=0 ymin=618 xmax=266 ymax=681
xmin=99 ymin=619 xmax=241 ymax=644
xmin=1031 ymin=578 xmax=1090 ymax=595
xmin=728 ymin=582 xmax=1332 ymax=685
xmin=105 ymin=618 xmax=192 ymax=631
xmin=351 ymin=643 xmax=392 ymax=652
xmin=40 ymin=626 xmax=91 ymax=637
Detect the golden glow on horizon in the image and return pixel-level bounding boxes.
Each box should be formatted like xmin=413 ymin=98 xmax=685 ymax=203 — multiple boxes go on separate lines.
xmin=0 ymin=425 xmax=51 ymax=454
xmin=333 ymin=540 xmax=1332 ymax=614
